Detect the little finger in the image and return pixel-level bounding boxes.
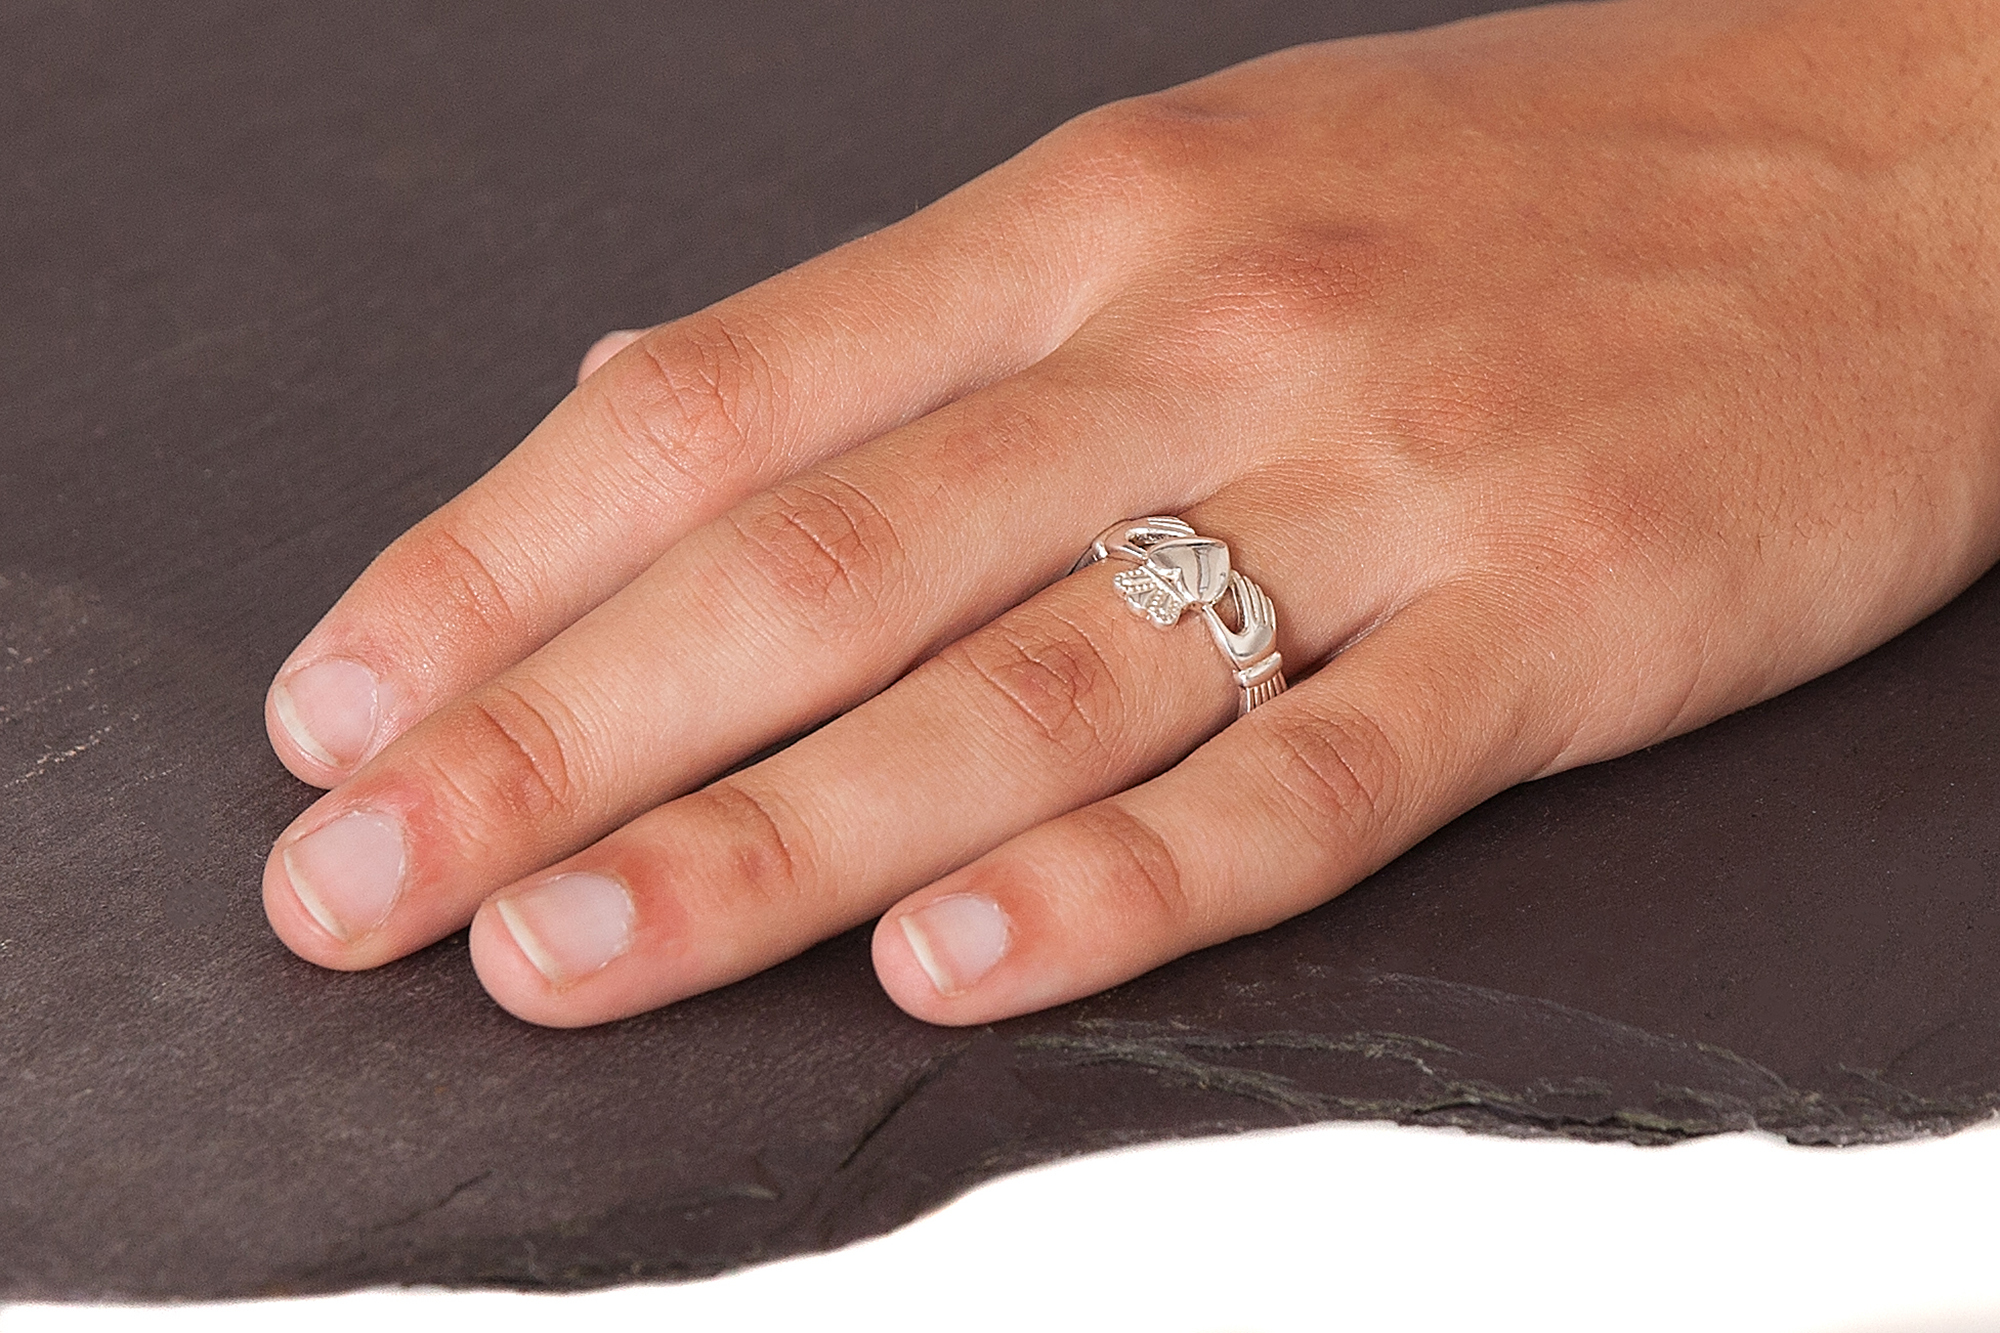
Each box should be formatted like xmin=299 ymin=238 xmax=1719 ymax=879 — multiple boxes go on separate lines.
xmin=873 ymin=582 xmax=1566 ymax=1023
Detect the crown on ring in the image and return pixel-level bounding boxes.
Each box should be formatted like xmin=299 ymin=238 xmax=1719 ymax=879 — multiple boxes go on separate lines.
xmin=1073 ymin=516 xmax=1286 ymax=717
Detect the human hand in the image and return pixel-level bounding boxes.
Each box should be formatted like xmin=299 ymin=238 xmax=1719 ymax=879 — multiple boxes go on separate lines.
xmin=261 ymin=0 xmax=2000 ymax=1027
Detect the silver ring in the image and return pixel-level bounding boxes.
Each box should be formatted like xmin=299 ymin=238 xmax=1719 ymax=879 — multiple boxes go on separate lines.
xmin=1072 ymin=516 xmax=1286 ymax=716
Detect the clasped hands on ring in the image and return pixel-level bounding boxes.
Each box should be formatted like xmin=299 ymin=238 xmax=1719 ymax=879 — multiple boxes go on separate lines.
xmin=1073 ymin=518 xmax=1286 ymax=716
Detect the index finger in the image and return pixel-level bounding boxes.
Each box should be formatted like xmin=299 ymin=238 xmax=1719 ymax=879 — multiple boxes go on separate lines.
xmin=264 ymin=143 xmax=1131 ymax=786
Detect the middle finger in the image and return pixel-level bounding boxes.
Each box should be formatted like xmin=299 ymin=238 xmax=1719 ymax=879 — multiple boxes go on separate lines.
xmin=468 ymin=557 xmax=1242 ymax=1024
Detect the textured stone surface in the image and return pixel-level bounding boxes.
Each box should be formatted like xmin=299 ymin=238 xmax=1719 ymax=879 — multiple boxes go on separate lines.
xmin=4 ymin=0 xmax=1997 ymax=1301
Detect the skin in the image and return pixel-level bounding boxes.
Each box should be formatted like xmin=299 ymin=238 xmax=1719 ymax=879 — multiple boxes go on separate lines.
xmin=261 ymin=0 xmax=2000 ymax=1027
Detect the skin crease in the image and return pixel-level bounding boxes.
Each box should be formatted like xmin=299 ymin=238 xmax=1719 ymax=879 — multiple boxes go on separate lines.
xmin=262 ymin=0 xmax=2000 ymax=1027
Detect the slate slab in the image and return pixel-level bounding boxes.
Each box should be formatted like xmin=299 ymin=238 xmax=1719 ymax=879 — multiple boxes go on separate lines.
xmin=3 ymin=0 xmax=1995 ymax=1300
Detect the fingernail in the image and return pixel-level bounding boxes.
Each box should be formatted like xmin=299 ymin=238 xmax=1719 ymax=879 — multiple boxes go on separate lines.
xmin=899 ymin=894 xmax=1011 ymax=995
xmin=495 ymin=873 xmax=636 ymax=985
xmin=577 ymin=329 xmax=648 ymax=382
xmin=273 ymin=657 xmax=383 ymax=769
xmin=281 ymin=811 xmax=406 ymax=942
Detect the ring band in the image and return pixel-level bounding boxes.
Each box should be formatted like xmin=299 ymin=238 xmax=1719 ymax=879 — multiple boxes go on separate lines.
xmin=1072 ymin=516 xmax=1286 ymax=716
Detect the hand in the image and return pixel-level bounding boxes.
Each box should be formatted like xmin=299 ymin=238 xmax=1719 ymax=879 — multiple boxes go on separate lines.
xmin=261 ymin=0 xmax=2000 ymax=1027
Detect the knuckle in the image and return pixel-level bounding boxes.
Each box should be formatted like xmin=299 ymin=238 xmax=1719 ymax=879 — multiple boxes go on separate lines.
xmin=1071 ymin=802 xmax=1197 ymax=933
xmin=401 ymin=520 xmax=523 ymax=645
xmin=588 ymin=310 xmax=788 ymax=505
xmin=943 ymin=610 xmax=1124 ymax=763
xmin=722 ymin=473 xmax=906 ymax=634
xmin=1182 ymin=231 xmax=1396 ymax=347
xmin=904 ymin=397 xmax=1065 ymax=510
xmin=687 ymin=780 xmax=819 ymax=914
xmin=1041 ymin=95 xmax=1210 ymax=207
xmin=1252 ymin=702 xmax=1403 ymax=851
xmin=1558 ymin=468 xmax=1684 ymax=563
xmin=1479 ymin=466 xmax=1680 ymax=602
xmin=433 ymin=680 xmax=583 ymax=825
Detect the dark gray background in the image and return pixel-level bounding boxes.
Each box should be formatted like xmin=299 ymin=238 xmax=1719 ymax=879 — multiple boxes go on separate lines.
xmin=4 ymin=0 xmax=1996 ymax=1300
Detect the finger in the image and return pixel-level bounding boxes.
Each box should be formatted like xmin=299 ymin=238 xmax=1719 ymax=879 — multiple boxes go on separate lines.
xmin=264 ymin=159 xmax=1133 ymax=787
xmin=869 ymin=582 xmax=1568 ymax=1025
xmin=577 ymin=329 xmax=646 ymax=385
xmin=260 ymin=332 xmax=1295 ymax=971
xmin=458 ymin=558 xmax=1241 ymax=1026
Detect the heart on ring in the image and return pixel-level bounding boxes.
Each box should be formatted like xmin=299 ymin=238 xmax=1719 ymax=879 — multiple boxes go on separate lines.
xmin=1113 ymin=536 xmax=1231 ymax=627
